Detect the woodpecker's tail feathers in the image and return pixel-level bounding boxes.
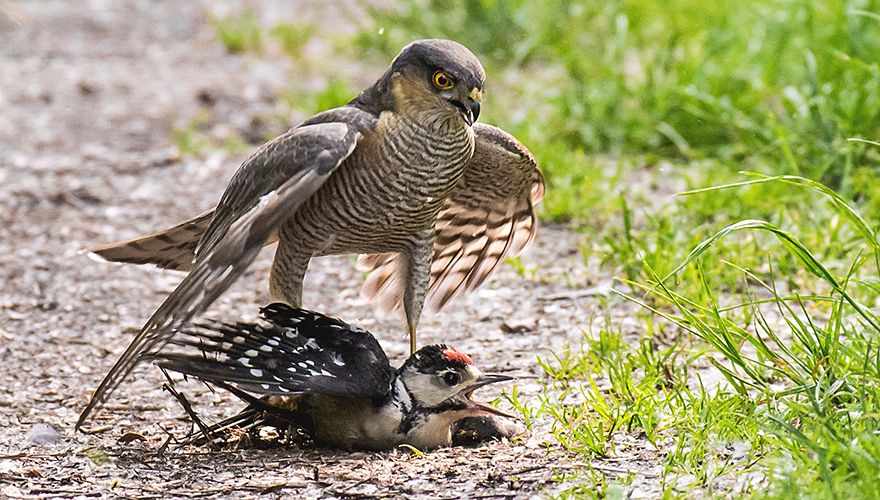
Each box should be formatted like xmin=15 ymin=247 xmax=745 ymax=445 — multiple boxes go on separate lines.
xmin=176 ymin=381 xmax=302 ymax=447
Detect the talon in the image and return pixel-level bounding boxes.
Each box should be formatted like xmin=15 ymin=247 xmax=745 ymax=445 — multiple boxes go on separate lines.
xmin=409 ymin=325 xmax=418 ymax=355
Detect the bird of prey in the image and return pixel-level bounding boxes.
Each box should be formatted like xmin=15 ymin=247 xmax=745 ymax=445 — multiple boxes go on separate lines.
xmin=78 ymin=39 xmax=543 ymax=428
xmin=152 ymin=303 xmax=516 ymax=450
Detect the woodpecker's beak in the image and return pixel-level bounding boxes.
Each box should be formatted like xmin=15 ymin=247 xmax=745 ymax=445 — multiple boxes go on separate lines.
xmin=461 ymin=373 xmax=514 ymax=418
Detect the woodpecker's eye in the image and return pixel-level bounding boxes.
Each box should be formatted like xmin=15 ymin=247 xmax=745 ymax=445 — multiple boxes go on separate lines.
xmin=432 ymin=70 xmax=454 ymax=90
xmin=442 ymin=372 xmax=461 ymax=386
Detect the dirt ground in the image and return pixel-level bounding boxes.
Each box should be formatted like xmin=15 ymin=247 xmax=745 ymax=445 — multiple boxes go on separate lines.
xmin=0 ymin=1 xmax=661 ymax=498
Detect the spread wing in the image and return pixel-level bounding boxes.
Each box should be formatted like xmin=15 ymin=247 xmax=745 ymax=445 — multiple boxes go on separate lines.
xmin=359 ymin=123 xmax=544 ymax=312
xmin=83 ymin=107 xmax=377 ymax=272
xmin=77 ymin=120 xmax=363 ymax=429
xmin=152 ymin=303 xmax=395 ymax=399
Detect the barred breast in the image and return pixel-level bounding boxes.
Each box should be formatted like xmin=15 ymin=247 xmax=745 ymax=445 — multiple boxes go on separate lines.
xmin=287 ymin=109 xmax=475 ymax=256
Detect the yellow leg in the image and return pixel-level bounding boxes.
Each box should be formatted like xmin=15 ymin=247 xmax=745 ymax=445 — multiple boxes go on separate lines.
xmin=409 ymin=324 xmax=418 ymax=354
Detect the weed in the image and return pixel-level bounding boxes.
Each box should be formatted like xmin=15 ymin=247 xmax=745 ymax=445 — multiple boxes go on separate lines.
xmin=270 ymin=23 xmax=314 ymax=59
xmin=210 ymin=11 xmax=263 ymax=54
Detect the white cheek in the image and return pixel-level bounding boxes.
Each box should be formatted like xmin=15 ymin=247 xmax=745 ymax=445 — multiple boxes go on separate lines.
xmin=405 ymin=374 xmax=449 ymax=406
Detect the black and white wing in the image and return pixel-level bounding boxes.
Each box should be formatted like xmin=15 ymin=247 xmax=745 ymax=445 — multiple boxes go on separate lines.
xmin=152 ymin=303 xmax=396 ymax=399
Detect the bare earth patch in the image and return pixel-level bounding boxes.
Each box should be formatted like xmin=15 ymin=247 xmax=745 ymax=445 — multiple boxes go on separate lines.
xmin=0 ymin=1 xmax=669 ymax=497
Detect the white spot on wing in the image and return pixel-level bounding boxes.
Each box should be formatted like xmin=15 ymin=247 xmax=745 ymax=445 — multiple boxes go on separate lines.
xmin=260 ymin=345 xmax=273 ymax=352
xmin=245 ymin=349 xmax=258 ymax=357
xmin=329 ymin=352 xmax=345 ymax=366
xmin=250 ymin=369 xmax=263 ymax=377
xmin=237 ymin=357 xmax=252 ymax=367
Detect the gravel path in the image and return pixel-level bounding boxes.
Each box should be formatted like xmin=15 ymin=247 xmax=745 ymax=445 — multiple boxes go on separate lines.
xmin=0 ymin=1 xmax=653 ymax=497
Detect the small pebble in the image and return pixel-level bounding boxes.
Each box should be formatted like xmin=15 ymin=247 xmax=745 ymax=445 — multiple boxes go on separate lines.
xmin=26 ymin=424 xmax=61 ymax=445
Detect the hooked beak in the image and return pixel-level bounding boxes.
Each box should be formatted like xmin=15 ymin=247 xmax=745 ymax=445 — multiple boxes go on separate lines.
xmin=460 ymin=373 xmax=514 ymax=418
xmin=451 ymin=88 xmax=482 ymax=126
xmin=466 ymin=99 xmax=481 ymax=125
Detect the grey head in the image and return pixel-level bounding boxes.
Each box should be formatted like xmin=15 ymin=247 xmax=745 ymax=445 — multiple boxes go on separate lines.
xmin=351 ymin=39 xmax=486 ymax=125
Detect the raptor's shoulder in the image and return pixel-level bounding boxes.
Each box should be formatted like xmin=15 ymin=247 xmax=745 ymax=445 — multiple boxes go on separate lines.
xmin=301 ymin=105 xmax=378 ymax=135
xmin=472 ymin=123 xmax=536 ymax=165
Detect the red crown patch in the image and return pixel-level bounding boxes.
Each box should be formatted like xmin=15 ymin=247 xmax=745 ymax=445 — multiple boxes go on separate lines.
xmin=441 ymin=348 xmax=473 ymax=365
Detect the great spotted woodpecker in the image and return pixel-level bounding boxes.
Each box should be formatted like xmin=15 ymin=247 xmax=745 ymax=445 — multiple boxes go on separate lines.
xmin=151 ymin=303 xmax=517 ymax=450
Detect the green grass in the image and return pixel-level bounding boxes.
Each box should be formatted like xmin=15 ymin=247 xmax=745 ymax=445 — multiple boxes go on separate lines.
xmin=356 ymin=0 xmax=880 ymax=188
xmin=210 ymin=12 xmax=316 ymax=59
xmin=353 ymin=1 xmax=880 ymax=496
xmin=170 ymin=109 xmax=250 ymax=157
xmin=281 ymin=78 xmax=356 ymax=116
xmin=621 ymin=181 xmax=880 ymax=497
xmin=270 ymin=23 xmax=314 ymax=59
xmin=504 ymin=176 xmax=880 ymax=496
xmin=200 ymin=3 xmax=880 ymax=496
xmin=210 ymin=11 xmax=263 ymax=54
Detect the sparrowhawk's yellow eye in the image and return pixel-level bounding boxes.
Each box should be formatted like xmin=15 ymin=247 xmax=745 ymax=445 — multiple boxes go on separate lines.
xmin=432 ymin=70 xmax=454 ymax=90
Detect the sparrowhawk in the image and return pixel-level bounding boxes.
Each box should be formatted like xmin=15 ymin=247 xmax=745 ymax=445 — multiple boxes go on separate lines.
xmin=78 ymin=39 xmax=544 ymax=428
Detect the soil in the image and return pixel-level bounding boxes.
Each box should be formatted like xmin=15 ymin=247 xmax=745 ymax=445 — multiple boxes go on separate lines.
xmin=0 ymin=1 xmax=661 ymax=498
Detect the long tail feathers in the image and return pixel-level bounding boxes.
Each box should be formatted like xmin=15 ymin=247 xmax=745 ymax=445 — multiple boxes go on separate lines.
xmin=88 ymin=210 xmax=215 ymax=272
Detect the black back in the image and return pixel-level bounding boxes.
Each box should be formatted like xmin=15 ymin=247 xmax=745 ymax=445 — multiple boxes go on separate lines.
xmin=153 ymin=304 xmax=394 ymax=399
